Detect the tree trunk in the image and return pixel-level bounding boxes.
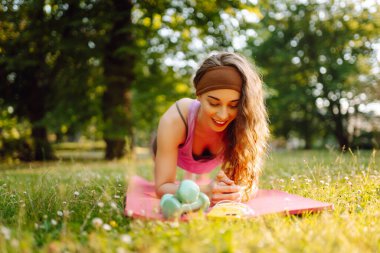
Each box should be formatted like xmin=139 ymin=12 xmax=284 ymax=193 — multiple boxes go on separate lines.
xmin=31 ymin=126 xmax=55 ymax=161
xmin=28 ymin=83 xmax=55 ymax=160
xmin=302 ymin=111 xmax=313 ymax=149
xmin=26 ymin=4 xmax=55 ymax=161
xmin=334 ymin=119 xmax=350 ymax=150
xmin=330 ymin=103 xmax=350 ymax=150
xmin=104 ymin=139 xmax=126 ymax=160
xmin=102 ymin=0 xmax=135 ymax=160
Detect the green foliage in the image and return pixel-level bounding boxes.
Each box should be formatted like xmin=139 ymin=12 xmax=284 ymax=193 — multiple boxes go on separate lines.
xmin=0 ymin=101 xmax=33 ymax=161
xmin=250 ymin=0 xmax=380 ymax=148
xmin=0 ymin=150 xmax=379 ymax=252
xmin=0 ymin=1 xmax=106 ymax=160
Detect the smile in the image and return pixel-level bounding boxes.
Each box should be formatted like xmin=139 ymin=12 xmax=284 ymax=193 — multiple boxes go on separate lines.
xmin=212 ymin=119 xmax=228 ymax=126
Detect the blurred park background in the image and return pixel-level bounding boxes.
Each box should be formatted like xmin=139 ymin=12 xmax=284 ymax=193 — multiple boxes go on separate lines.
xmin=1 ymin=0 xmax=379 ymax=162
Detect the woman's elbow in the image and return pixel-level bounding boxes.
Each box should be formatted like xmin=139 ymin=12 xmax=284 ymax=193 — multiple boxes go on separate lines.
xmin=155 ymin=184 xmax=165 ymax=198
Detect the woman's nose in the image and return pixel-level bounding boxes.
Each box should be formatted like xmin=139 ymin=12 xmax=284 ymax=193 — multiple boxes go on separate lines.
xmin=217 ymin=107 xmax=228 ymax=120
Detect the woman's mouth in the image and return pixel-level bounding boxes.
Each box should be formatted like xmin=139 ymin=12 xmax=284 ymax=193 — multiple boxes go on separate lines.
xmin=212 ymin=118 xmax=228 ymax=127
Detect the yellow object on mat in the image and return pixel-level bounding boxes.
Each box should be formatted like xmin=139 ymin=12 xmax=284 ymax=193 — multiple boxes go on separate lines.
xmin=207 ymin=200 xmax=255 ymax=219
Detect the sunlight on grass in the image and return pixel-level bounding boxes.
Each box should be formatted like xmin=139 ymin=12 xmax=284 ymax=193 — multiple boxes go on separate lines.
xmin=0 ymin=150 xmax=379 ymax=252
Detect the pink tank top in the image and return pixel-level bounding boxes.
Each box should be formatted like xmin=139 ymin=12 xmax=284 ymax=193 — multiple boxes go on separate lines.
xmin=177 ymin=100 xmax=224 ymax=174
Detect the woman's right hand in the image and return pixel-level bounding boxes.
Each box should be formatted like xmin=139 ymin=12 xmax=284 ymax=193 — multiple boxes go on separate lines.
xmin=209 ymin=170 xmax=242 ymax=205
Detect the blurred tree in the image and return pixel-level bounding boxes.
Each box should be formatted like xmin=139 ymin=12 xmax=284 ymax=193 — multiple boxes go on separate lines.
xmin=86 ymin=0 xmax=137 ymax=159
xmin=0 ymin=1 xmax=101 ymax=160
xmin=249 ymin=0 xmax=380 ymax=149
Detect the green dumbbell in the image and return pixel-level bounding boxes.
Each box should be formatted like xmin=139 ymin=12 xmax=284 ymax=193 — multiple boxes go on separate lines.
xmin=160 ymin=180 xmax=210 ymax=219
xmin=160 ymin=194 xmax=182 ymax=219
xmin=181 ymin=192 xmax=210 ymax=212
xmin=175 ymin=179 xmax=200 ymax=203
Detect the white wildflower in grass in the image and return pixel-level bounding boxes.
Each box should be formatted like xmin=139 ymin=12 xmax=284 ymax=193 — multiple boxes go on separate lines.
xmin=120 ymin=234 xmax=132 ymax=244
xmin=1 ymin=226 xmax=11 ymax=240
xmin=344 ymin=176 xmax=349 ymax=181
xmin=97 ymin=202 xmax=104 ymax=208
xmin=126 ymin=210 xmax=133 ymax=217
xmin=305 ymin=178 xmax=312 ymax=184
xmin=63 ymin=201 xmax=67 ymax=205
xmin=169 ymin=221 xmax=179 ymax=228
xmin=114 ymin=195 xmax=120 ymax=199
xmin=290 ymin=177 xmax=295 ymax=183
xmin=74 ymin=191 xmax=80 ymax=197
xmin=110 ymin=202 xmax=118 ymax=209
xmin=51 ymin=219 xmax=57 ymax=226
xmin=347 ymin=181 xmax=353 ymax=186
xmin=116 ymin=247 xmax=127 ymax=253
xmin=92 ymin=217 xmax=103 ymax=228
xmin=102 ymin=224 xmax=112 ymax=231
xmin=320 ymin=180 xmax=325 ymax=184
xmin=57 ymin=210 xmax=63 ymax=217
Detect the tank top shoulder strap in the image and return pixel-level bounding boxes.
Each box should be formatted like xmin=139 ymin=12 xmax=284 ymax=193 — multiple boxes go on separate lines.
xmin=175 ymin=101 xmax=188 ymax=137
xmin=187 ymin=100 xmax=200 ymax=134
xmin=178 ymin=99 xmax=199 ymax=147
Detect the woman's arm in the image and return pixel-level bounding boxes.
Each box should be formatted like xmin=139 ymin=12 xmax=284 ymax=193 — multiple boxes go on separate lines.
xmin=154 ymin=102 xmax=187 ymax=198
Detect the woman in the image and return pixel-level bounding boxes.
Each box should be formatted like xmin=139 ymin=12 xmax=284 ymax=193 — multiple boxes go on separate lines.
xmin=153 ymin=52 xmax=269 ymax=205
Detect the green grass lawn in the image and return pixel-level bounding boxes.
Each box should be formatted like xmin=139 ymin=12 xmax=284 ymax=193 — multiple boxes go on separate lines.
xmin=0 ymin=150 xmax=379 ymax=252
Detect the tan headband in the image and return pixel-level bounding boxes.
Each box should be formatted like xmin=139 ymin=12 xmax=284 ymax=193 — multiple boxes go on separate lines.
xmin=195 ymin=66 xmax=243 ymax=96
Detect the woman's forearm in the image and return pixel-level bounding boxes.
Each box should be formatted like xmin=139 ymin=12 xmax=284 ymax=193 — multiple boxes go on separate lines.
xmin=155 ymin=182 xmax=179 ymax=198
xmin=200 ymin=184 xmax=213 ymax=198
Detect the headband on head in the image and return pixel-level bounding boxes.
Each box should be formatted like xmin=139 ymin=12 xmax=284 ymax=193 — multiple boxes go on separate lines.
xmin=195 ymin=66 xmax=243 ymax=96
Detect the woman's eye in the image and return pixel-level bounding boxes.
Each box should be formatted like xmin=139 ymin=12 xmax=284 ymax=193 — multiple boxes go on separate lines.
xmin=209 ymin=102 xmax=218 ymax=107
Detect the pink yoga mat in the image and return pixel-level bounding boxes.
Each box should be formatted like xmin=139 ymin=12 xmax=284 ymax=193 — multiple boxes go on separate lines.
xmin=124 ymin=176 xmax=333 ymax=220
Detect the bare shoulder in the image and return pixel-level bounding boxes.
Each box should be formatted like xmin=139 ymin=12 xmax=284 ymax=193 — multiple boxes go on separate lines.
xmin=160 ymin=98 xmax=194 ymax=124
xmin=175 ymin=98 xmax=194 ymax=119
xmin=158 ymin=98 xmax=195 ymax=146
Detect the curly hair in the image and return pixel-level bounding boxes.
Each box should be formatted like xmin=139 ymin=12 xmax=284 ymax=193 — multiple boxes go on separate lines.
xmin=193 ymin=52 xmax=269 ymax=201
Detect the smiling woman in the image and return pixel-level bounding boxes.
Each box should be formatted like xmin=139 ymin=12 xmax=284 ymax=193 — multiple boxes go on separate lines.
xmin=153 ymin=52 xmax=269 ymax=204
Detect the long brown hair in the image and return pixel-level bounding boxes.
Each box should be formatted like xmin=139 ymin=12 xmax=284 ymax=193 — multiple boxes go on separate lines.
xmin=193 ymin=52 xmax=269 ymax=200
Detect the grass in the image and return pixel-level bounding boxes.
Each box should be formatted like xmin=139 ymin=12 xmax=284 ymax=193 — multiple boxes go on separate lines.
xmin=0 ymin=149 xmax=379 ymax=252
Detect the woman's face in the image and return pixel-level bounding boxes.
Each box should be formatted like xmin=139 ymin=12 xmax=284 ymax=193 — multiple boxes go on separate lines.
xmin=198 ymin=89 xmax=241 ymax=132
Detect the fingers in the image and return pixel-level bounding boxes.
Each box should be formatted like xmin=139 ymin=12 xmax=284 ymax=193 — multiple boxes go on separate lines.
xmin=216 ymin=170 xmax=234 ymax=185
xmin=212 ymin=192 xmax=241 ymax=201
xmin=212 ymin=184 xmax=240 ymax=194
xmin=208 ymin=172 xmax=242 ymax=205
xmin=211 ymin=192 xmax=242 ymax=205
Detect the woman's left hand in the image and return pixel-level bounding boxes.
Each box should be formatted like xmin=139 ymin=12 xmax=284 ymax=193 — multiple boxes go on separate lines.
xmin=209 ymin=170 xmax=242 ymax=205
